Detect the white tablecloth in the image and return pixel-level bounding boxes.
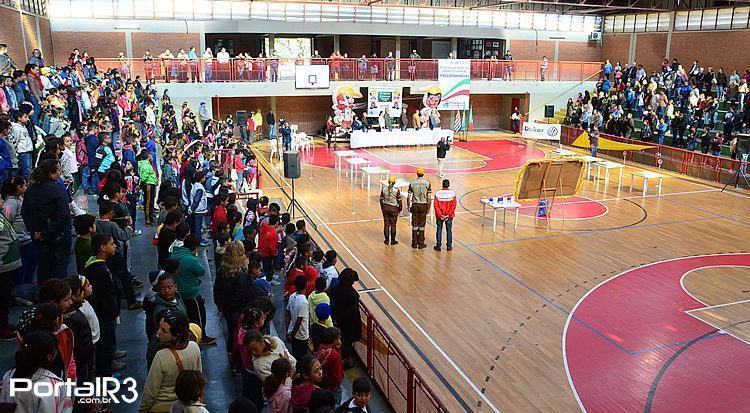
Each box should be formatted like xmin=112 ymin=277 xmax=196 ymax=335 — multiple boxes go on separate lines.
xmin=350 ymin=129 xmax=454 ymax=149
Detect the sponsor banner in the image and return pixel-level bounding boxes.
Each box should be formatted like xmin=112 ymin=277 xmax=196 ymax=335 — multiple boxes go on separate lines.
xmin=295 ymin=65 xmax=330 ymax=89
xmin=437 ymin=59 xmax=470 ymax=110
xmin=367 ymin=86 xmax=403 ymax=117
xmin=521 ymin=122 xmax=561 ymax=141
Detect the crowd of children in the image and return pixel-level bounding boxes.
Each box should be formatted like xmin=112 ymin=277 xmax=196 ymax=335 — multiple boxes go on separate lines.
xmin=0 ymin=55 xmax=375 ymax=412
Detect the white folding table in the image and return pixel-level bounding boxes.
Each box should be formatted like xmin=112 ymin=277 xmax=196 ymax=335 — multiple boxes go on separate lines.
xmin=481 ymin=198 xmax=522 ymax=231
xmin=345 ymin=157 xmax=371 ymax=181
xmin=595 ymin=160 xmax=625 ymax=189
xmin=552 ymin=148 xmax=577 ymax=157
xmin=629 ymin=171 xmax=666 ymax=196
xmin=361 ymin=166 xmax=390 ymax=193
xmin=334 ymin=150 xmax=357 ymax=174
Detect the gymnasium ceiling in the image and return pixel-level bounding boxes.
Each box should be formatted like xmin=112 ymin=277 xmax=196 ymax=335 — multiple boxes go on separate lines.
xmin=310 ymin=0 xmax=750 ymax=14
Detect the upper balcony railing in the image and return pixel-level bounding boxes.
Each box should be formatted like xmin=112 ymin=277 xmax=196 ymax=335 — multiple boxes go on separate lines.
xmin=91 ymin=57 xmax=602 ymax=83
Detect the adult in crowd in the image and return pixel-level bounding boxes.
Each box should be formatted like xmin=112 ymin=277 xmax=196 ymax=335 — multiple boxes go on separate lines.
xmin=330 ymin=269 xmax=361 ymax=369
xmin=21 ymin=158 xmax=71 ymax=282
xmin=140 ymin=310 xmax=202 ymax=412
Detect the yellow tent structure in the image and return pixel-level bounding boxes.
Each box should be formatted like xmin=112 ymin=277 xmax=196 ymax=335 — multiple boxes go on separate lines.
xmin=572 ymin=131 xmax=656 ymax=151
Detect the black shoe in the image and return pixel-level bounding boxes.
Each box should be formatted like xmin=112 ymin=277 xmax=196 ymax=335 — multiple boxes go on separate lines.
xmin=390 ymin=240 xmax=398 ymax=245
xmin=434 ymin=246 xmax=441 ymax=251
xmin=113 ymin=350 xmax=127 ymax=359
xmin=418 ymin=244 xmax=427 ymax=249
xmin=447 ymin=246 xmax=453 ymax=251
xmin=384 ymin=239 xmax=389 ymax=245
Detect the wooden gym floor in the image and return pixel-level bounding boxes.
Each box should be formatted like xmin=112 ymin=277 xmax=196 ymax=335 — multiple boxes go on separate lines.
xmin=253 ymin=132 xmax=750 ymax=413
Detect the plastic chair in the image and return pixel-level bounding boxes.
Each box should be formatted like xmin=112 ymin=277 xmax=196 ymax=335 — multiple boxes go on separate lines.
xmin=297 ymin=132 xmax=311 ymax=151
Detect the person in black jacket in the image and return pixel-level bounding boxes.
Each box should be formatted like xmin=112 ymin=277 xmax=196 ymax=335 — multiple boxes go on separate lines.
xmin=63 ymin=277 xmax=94 ymax=391
xmin=157 ymin=211 xmax=183 ymax=266
xmin=21 ymin=158 xmax=71 ymax=283
xmin=214 ymin=241 xmax=265 ymax=353
xmin=329 ymin=268 xmax=362 ymax=369
xmin=436 ymin=136 xmax=450 ymax=178
xmin=84 ymin=233 xmax=122 ymax=376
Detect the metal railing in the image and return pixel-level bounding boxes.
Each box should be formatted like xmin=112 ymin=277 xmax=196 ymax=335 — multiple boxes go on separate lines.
xmin=250 ymin=144 xmax=449 ymax=412
xmin=561 ymin=125 xmax=748 ymax=189
xmin=91 ymin=57 xmax=602 ymax=83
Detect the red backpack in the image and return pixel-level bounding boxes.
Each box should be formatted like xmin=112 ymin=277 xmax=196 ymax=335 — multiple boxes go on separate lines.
xmin=75 ymin=134 xmax=88 ymax=165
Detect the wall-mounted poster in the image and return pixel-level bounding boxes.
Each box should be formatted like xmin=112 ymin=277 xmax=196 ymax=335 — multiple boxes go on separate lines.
xmin=366 ymin=87 xmax=403 ymax=117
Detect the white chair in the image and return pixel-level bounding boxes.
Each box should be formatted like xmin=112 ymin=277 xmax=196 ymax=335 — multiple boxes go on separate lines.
xmin=290 ymin=124 xmax=299 ymax=135
xmin=297 ymin=132 xmax=312 ymax=151
xmin=269 ymin=138 xmax=281 ymax=161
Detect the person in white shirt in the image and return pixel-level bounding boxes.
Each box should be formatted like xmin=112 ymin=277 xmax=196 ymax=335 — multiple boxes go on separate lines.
xmin=145 ymin=101 xmax=156 ymax=126
xmin=540 ymin=56 xmax=549 ymax=81
xmin=0 ymin=330 xmax=74 ymax=413
xmin=286 ymin=275 xmax=310 ymax=360
xmin=320 ymin=250 xmax=339 ymax=290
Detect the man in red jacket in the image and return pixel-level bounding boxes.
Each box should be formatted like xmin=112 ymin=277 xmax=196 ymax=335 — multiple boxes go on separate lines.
xmin=258 ymin=214 xmax=279 ymax=281
xmin=433 ymin=179 xmax=456 ymax=251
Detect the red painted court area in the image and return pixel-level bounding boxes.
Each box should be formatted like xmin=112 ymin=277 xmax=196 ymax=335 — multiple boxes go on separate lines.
xmin=564 ymin=254 xmax=750 ymax=412
xmin=513 ymin=195 xmax=607 ymax=220
xmin=301 ymin=139 xmax=546 ymax=174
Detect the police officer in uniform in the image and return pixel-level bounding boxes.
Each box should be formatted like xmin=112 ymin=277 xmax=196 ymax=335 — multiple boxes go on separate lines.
xmin=379 ymin=176 xmax=402 ymax=245
xmin=408 ymin=168 xmax=432 ymax=249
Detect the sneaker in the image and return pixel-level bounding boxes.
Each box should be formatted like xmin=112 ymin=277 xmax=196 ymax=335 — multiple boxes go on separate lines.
xmin=133 ymin=229 xmax=142 ymax=236
xmin=131 ymin=279 xmax=144 ymax=289
xmin=113 ymin=350 xmax=128 ymax=359
xmin=200 ymin=336 xmax=217 ymax=346
xmin=111 ymin=360 xmax=127 ymax=371
xmin=128 ymin=301 xmax=143 ymax=310
xmin=447 ymin=246 xmax=453 ymax=251
xmin=0 ymin=327 xmax=16 ymax=341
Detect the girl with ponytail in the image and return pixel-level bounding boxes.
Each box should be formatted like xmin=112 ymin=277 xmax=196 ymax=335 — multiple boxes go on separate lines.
xmin=0 ymin=330 xmax=74 ymax=412
xmin=263 ymin=357 xmax=293 ymax=413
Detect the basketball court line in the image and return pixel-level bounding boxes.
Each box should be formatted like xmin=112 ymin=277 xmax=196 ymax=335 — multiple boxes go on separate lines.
xmin=685 ymin=298 xmax=750 ymax=312
xmin=321 ymin=187 xmax=720 ymax=226
xmin=685 ymin=310 xmax=750 ymax=346
xmin=256 ymin=149 xmax=502 ymax=413
xmin=678 ymin=265 xmax=750 ymax=306
xmin=561 ymin=254 xmax=750 ymax=412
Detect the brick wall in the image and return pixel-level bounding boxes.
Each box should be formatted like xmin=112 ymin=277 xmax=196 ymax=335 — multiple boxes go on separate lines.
xmin=508 ymin=40 xmax=555 ymax=61
xmin=633 ymin=33 xmax=667 ymax=70
xmin=557 ymin=41 xmax=601 ymax=62
xmin=21 ymin=14 xmax=38 ymax=61
xmin=53 ymin=31 xmax=126 ymax=65
xmin=38 ymin=18 xmax=53 ymax=65
xmin=601 ymin=34 xmax=631 ymax=67
xmin=0 ymin=7 xmax=26 ymax=67
xmin=131 ymin=33 xmax=201 ymax=57
xmin=669 ymin=30 xmax=750 ymax=73
xmin=340 ymin=35 xmax=372 ymax=58
xmin=276 ymin=96 xmax=332 ymax=135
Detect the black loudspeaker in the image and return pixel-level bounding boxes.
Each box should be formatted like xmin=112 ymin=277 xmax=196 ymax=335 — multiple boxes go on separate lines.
xmin=236 ymin=110 xmax=248 ymax=125
xmin=738 ymin=134 xmax=750 ymax=155
xmin=544 ymin=105 xmax=555 ymax=118
xmin=283 ymin=151 xmax=301 ymax=179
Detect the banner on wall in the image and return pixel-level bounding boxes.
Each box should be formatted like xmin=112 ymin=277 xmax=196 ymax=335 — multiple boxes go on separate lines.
xmin=366 ymin=87 xmax=403 ymax=117
xmin=437 ymin=59 xmax=470 ymax=110
xmin=521 ymin=121 xmax=561 ymax=141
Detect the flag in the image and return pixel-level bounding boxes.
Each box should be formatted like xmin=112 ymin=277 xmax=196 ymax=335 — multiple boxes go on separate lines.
xmin=453 ymin=111 xmax=461 ymax=133
xmin=462 ymin=110 xmax=468 ymax=132
xmin=468 ymin=106 xmax=474 ymax=131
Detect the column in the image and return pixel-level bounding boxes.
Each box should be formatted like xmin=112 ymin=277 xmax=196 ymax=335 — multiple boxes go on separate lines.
xmin=451 ymin=37 xmax=458 ymax=58
xmin=268 ymin=33 xmax=275 ymax=55
xmin=199 ymin=23 xmax=206 ymax=55
xmin=628 ymin=33 xmax=637 ymax=65
xmin=333 ymin=34 xmax=340 ymax=52
xmin=125 ymin=32 xmax=133 ymax=58
xmin=665 ymin=11 xmax=675 ymax=59
xmin=395 ymin=36 xmax=401 ymax=80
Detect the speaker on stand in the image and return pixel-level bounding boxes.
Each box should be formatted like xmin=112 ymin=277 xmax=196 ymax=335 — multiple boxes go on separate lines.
xmin=283 ymin=151 xmax=302 ymax=217
xmin=544 ymin=105 xmax=555 ymax=120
